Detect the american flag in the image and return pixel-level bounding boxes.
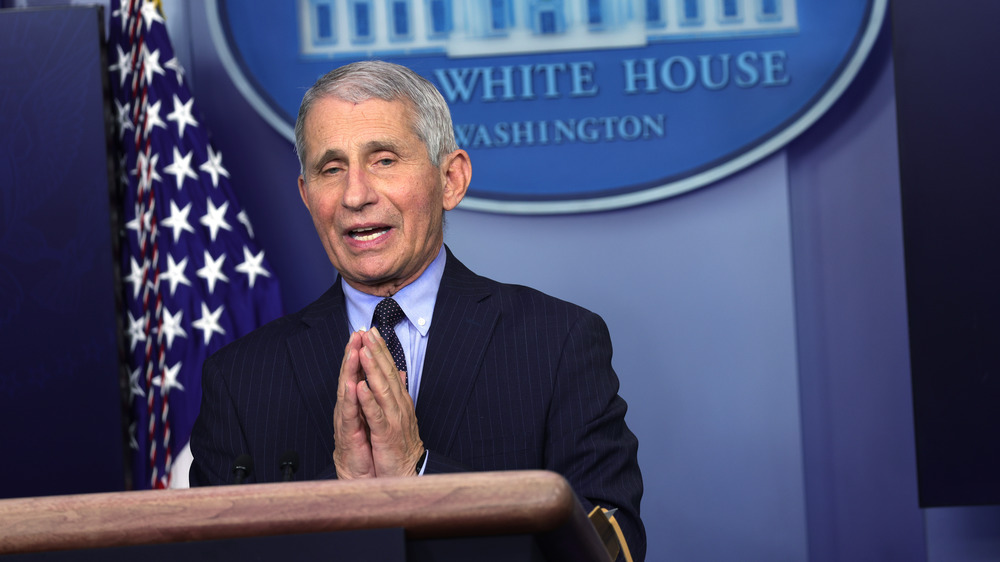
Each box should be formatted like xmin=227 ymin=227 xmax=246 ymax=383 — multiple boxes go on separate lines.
xmin=108 ymin=0 xmax=283 ymax=489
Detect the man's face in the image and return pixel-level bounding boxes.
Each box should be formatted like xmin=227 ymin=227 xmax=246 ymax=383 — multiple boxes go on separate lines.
xmin=297 ymin=96 xmax=469 ymax=296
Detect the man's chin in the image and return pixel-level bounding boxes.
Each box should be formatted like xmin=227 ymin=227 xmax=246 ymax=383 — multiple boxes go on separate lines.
xmin=339 ymin=268 xmax=398 ymax=295
xmin=331 ymin=253 xmax=391 ymax=280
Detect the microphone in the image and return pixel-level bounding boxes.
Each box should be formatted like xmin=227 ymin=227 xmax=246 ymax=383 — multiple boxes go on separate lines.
xmin=279 ymin=451 xmax=299 ymax=482
xmin=232 ymin=454 xmax=252 ymax=484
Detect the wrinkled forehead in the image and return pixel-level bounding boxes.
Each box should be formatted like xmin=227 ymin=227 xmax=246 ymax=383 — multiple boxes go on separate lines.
xmin=316 ymin=89 xmax=417 ymax=123
xmin=301 ymin=97 xmax=427 ymax=167
xmin=305 ymin=94 xmax=418 ymax=142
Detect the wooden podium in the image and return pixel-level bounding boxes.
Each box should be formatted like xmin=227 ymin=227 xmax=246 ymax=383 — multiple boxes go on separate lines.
xmin=0 ymin=470 xmax=612 ymax=561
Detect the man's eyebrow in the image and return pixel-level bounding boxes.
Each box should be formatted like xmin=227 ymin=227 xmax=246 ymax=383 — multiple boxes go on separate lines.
xmin=362 ymin=139 xmax=404 ymax=154
xmin=311 ymin=149 xmax=345 ymax=173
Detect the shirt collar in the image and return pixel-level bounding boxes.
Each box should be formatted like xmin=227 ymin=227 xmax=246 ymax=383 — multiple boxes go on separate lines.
xmin=341 ymin=246 xmax=446 ymax=337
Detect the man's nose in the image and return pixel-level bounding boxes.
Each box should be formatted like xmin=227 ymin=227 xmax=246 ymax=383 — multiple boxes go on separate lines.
xmin=341 ymin=167 xmax=378 ymax=210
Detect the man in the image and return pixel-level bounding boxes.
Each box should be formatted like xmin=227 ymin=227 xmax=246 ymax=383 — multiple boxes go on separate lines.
xmin=189 ymin=61 xmax=645 ymax=560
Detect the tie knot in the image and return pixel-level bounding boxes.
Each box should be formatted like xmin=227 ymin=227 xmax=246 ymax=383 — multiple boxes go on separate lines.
xmin=373 ymin=297 xmax=406 ymax=329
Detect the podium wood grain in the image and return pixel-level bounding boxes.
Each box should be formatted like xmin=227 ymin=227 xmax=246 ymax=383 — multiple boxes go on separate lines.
xmin=0 ymin=470 xmax=610 ymax=561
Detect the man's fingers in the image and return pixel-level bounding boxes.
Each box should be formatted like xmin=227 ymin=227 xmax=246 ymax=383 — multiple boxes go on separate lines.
xmin=349 ymin=328 xmax=424 ymax=478
xmin=357 ymin=380 xmax=388 ymax=431
xmin=337 ymin=332 xmax=363 ymax=400
xmin=336 ymin=348 xmax=354 ymax=401
xmin=332 ymin=379 xmax=378 ymax=479
xmin=334 ymin=380 xmax=371 ymax=449
xmin=356 ymin=377 xmax=423 ymax=478
xmin=361 ymin=328 xmax=405 ymax=400
xmin=336 ymin=379 xmax=363 ymax=428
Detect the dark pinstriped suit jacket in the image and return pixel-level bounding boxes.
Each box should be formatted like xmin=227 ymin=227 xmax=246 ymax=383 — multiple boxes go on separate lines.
xmin=190 ymin=248 xmax=645 ymax=560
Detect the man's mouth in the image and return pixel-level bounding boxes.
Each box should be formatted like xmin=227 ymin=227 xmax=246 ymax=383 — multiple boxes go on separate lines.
xmin=349 ymin=226 xmax=390 ymax=242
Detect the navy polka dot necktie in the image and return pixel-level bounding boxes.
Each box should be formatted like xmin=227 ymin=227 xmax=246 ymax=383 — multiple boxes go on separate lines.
xmin=371 ymin=297 xmax=408 ymax=378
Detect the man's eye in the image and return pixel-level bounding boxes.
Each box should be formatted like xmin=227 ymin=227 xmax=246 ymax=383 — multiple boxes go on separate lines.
xmin=322 ymin=166 xmax=342 ymax=175
xmin=377 ymin=158 xmax=394 ymax=166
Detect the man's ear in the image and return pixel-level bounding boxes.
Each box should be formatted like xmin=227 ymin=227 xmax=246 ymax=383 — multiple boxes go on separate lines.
xmin=298 ymin=175 xmax=311 ymax=211
xmin=440 ymin=149 xmax=471 ymax=211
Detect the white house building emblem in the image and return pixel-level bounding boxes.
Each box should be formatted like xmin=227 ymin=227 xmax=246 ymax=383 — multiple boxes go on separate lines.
xmin=299 ymin=0 xmax=799 ymax=57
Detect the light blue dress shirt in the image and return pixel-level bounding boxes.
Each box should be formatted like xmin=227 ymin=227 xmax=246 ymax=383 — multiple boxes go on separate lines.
xmin=341 ymin=245 xmax=446 ymax=406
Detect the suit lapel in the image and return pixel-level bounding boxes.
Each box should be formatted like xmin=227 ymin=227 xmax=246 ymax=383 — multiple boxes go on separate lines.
xmin=286 ymin=281 xmax=350 ymax=450
xmin=416 ymin=250 xmax=499 ymax=453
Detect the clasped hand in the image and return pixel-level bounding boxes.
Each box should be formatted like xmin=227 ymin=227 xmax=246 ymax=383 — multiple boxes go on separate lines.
xmin=333 ymin=329 xmax=424 ymax=479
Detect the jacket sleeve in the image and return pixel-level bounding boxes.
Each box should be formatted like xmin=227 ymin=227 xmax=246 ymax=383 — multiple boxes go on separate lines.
xmin=545 ymin=310 xmax=646 ymax=562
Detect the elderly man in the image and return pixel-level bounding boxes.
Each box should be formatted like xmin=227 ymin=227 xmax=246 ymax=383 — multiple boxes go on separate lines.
xmin=189 ymin=60 xmax=645 ymax=560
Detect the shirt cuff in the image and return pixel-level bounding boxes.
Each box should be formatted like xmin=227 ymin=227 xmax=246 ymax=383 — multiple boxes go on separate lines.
xmin=416 ymin=449 xmax=428 ymax=476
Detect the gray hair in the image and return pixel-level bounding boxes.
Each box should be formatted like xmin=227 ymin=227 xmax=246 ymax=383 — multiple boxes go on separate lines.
xmin=294 ymin=60 xmax=458 ymax=174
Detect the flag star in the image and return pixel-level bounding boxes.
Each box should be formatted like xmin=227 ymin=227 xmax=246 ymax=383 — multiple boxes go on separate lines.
xmin=165 ymin=57 xmax=186 ymax=86
xmin=124 ymin=206 xmax=150 ymax=240
xmin=237 ymin=209 xmax=255 ymax=238
xmin=125 ymin=257 xmax=145 ymax=299
xmin=140 ymin=43 xmax=166 ymax=85
xmin=127 ymin=309 xmax=147 ymax=352
xmin=128 ymin=365 xmax=145 ymax=399
xmin=114 ymin=98 xmax=133 ymax=138
xmin=235 ymin=246 xmax=271 ymax=289
xmin=163 ymin=146 xmax=198 ymax=190
xmin=134 ymin=150 xmax=163 ymax=187
xmin=128 ymin=421 xmax=138 ymax=450
xmin=192 ymin=302 xmax=227 ymax=346
xmin=160 ymin=254 xmax=192 ymax=296
xmin=142 ymin=98 xmax=167 ymax=136
xmin=152 ymin=361 xmax=185 ymax=393
xmin=166 ymin=94 xmax=198 ymax=139
xmin=158 ymin=307 xmax=187 ymax=349
xmin=199 ymin=146 xmax=230 ymax=188
xmin=161 ymin=200 xmax=195 ymax=242
xmin=139 ymin=1 xmax=165 ymax=31
xmin=125 ymin=213 xmax=140 ymax=236
xmin=110 ymin=44 xmax=132 ymax=87
xmin=197 ymin=250 xmax=230 ymax=294
xmin=112 ymin=6 xmax=129 ymax=35
xmin=200 ymin=199 xmax=232 ymax=242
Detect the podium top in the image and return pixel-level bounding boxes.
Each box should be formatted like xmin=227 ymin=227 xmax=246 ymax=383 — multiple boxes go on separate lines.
xmin=0 ymin=470 xmax=610 ymax=561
